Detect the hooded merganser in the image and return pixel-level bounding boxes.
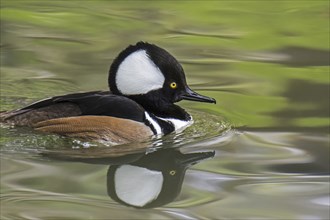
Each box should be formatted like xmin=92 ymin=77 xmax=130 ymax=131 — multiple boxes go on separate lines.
xmin=0 ymin=42 xmax=216 ymax=144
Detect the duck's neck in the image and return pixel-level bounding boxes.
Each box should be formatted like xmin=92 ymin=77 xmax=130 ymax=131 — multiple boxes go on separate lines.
xmin=147 ymin=103 xmax=191 ymax=121
xmin=127 ymin=94 xmax=190 ymax=120
xmin=128 ymin=95 xmax=192 ymax=135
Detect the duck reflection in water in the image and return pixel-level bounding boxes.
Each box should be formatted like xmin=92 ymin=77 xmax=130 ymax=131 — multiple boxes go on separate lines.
xmin=43 ymin=146 xmax=214 ymax=208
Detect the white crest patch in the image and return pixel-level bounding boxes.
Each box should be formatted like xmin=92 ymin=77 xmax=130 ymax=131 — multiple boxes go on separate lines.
xmin=116 ymin=50 xmax=165 ymax=95
xmin=114 ymin=165 xmax=163 ymax=207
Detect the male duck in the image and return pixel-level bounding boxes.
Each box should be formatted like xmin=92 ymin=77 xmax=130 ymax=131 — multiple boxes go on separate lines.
xmin=0 ymin=42 xmax=216 ymax=144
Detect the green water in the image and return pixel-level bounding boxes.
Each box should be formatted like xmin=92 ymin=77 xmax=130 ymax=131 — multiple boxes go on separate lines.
xmin=1 ymin=1 xmax=329 ymax=219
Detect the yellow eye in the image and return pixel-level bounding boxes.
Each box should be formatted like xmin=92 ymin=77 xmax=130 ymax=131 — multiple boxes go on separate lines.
xmin=170 ymin=82 xmax=177 ymax=89
xmin=169 ymin=170 xmax=176 ymax=176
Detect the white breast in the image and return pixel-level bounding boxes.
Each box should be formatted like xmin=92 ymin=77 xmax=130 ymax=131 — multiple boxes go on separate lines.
xmin=160 ymin=117 xmax=193 ymax=132
xmin=145 ymin=111 xmax=193 ymax=135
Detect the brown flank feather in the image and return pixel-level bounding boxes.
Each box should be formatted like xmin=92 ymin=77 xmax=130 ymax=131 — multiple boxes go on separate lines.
xmin=33 ymin=116 xmax=153 ymax=144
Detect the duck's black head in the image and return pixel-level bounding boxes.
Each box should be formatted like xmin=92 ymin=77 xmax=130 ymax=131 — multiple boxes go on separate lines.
xmin=109 ymin=42 xmax=215 ymax=112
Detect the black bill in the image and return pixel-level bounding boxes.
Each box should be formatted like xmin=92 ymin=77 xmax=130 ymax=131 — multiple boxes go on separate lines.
xmin=181 ymin=88 xmax=216 ymax=104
